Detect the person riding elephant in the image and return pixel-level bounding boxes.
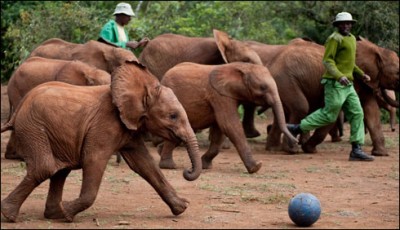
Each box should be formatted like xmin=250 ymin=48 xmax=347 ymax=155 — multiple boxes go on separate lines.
xmin=29 ymin=37 xmax=138 ymax=74
xmin=3 ymin=56 xmax=112 ymax=160
xmin=139 ymin=29 xmax=264 ymax=138
xmin=1 ymin=61 xmax=202 ymax=223
xmin=158 ymin=62 xmax=298 ymax=174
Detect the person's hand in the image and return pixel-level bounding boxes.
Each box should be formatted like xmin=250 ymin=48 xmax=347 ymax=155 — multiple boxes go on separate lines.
xmin=138 ymin=37 xmax=150 ymax=47
xmin=338 ymin=76 xmax=350 ymax=86
xmin=126 ymin=41 xmax=140 ymax=49
xmin=362 ymin=74 xmax=371 ymax=82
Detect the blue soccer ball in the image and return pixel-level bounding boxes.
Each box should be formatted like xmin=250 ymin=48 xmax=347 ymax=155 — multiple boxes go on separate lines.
xmin=288 ymin=193 xmax=321 ymax=227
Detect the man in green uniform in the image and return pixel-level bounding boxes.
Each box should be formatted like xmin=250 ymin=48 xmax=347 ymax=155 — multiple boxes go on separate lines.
xmin=99 ymin=2 xmax=148 ymax=50
xmin=287 ymin=12 xmax=374 ymax=161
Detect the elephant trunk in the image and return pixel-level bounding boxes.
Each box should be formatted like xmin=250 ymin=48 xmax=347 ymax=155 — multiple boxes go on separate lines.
xmin=270 ymin=97 xmax=298 ymax=146
xmin=381 ymin=88 xmax=399 ymax=108
xmin=182 ymin=134 xmax=202 ymax=181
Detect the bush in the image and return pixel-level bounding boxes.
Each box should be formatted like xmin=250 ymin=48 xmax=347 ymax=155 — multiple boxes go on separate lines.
xmin=1 ymin=2 xmax=108 ymax=83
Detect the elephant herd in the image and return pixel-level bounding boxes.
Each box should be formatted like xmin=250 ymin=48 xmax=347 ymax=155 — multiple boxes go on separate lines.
xmin=1 ymin=29 xmax=398 ymax=223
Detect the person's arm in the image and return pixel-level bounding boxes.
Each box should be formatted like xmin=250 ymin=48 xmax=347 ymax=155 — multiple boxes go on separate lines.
xmin=322 ymin=34 xmax=344 ymax=80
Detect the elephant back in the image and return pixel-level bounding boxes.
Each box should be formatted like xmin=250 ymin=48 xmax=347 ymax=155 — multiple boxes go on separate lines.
xmin=29 ymin=38 xmax=79 ymax=60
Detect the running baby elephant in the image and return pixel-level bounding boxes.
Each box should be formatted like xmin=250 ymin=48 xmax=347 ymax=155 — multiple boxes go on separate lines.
xmin=159 ymin=62 xmax=298 ymax=174
xmin=1 ymin=61 xmax=202 ymax=222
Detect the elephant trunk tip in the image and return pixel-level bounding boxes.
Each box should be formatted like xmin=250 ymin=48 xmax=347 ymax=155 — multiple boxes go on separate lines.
xmin=183 ymin=168 xmax=201 ymax=181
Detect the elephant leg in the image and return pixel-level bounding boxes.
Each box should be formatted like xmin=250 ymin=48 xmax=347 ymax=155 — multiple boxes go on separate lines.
xmin=60 ymin=159 xmax=108 ymax=222
xmin=265 ymin=120 xmax=282 ymax=151
xmin=301 ymin=124 xmax=334 ymax=153
xmin=1 ymin=175 xmax=45 ymax=222
xmin=44 ymin=168 xmax=71 ymax=219
xmin=217 ymin=107 xmax=262 ymax=174
xmin=363 ymin=97 xmax=388 ymax=156
xmin=121 ymin=140 xmax=189 ymax=216
xmin=201 ymin=125 xmax=225 ymax=170
xmin=4 ymin=131 xmax=24 ymax=161
xmin=159 ymin=140 xmax=180 ymax=169
xmin=2 ymin=133 xmax=58 ymax=222
xmin=242 ymin=103 xmax=261 ymax=138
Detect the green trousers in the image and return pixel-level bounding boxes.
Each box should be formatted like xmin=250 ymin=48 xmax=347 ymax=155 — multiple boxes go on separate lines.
xmin=300 ymin=79 xmax=365 ymax=144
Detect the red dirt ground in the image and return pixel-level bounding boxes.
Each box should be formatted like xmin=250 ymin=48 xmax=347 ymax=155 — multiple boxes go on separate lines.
xmin=1 ymin=84 xmax=399 ymax=229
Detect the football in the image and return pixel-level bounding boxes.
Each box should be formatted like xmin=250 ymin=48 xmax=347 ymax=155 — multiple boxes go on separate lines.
xmin=288 ymin=193 xmax=321 ymax=227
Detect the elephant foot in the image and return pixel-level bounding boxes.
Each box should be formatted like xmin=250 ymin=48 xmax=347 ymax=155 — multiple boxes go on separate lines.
xmin=245 ymin=161 xmax=262 ymax=174
xmin=371 ymin=150 xmax=389 ymax=156
xmin=282 ymin=143 xmax=299 ymax=154
xmin=159 ymin=158 xmax=177 ymax=169
xmin=1 ymin=199 xmax=19 ymax=222
xmin=169 ymin=196 xmax=189 ymax=216
xmin=44 ymin=203 xmax=65 ymax=219
xmin=201 ymin=157 xmax=213 ymax=170
xmin=60 ymin=201 xmax=75 ymax=222
xmin=4 ymin=151 xmax=24 ymax=161
xmin=301 ymin=144 xmax=317 ymax=154
xmin=244 ymin=128 xmax=261 ymax=138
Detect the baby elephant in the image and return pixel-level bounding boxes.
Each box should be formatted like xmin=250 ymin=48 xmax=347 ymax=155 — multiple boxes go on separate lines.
xmin=159 ymin=62 xmax=297 ymax=174
xmin=1 ymin=61 xmax=202 ymax=222
xmin=4 ymin=56 xmax=111 ymax=160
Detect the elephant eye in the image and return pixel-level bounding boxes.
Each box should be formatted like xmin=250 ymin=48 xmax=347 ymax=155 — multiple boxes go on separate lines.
xmin=260 ymin=85 xmax=267 ymax=91
xmin=169 ymin=113 xmax=178 ymax=121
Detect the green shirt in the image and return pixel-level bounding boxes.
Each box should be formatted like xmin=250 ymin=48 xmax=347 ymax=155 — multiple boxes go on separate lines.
xmin=99 ymin=19 xmax=130 ymax=48
xmin=322 ymin=31 xmax=364 ymax=81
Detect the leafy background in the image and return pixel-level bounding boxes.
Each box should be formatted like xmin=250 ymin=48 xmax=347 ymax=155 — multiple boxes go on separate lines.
xmin=1 ymin=1 xmax=398 ymax=121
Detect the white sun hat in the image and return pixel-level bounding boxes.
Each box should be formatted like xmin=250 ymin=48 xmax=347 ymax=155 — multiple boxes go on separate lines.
xmin=113 ymin=2 xmax=135 ymax=17
xmin=332 ymin=12 xmax=357 ymax=25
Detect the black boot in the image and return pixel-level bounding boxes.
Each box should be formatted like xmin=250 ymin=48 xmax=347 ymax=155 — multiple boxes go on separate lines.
xmin=349 ymin=143 xmax=375 ymax=161
xmin=287 ymin=124 xmax=302 ymax=138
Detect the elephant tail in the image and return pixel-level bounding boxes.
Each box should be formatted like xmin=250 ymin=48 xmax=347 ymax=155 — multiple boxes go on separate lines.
xmin=1 ymin=99 xmax=15 ymax=133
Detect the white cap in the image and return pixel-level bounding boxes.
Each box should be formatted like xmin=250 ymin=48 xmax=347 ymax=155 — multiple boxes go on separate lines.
xmin=113 ymin=2 xmax=135 ymax=17
xmin=332 ymin=12 xmax=356 ymax=25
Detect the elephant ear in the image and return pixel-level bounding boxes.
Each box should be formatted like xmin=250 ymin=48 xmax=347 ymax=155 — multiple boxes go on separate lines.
xmin=213 ymin=29 xmax=231 ymax=64
xmin=108 ymin=48 xmax=139 ymax=66
xmin=111 ymin=60 xmax=152 ymax=130
xmin=213 ymin=29 xmax=263 ymax=65
xmin=209 ymin=64 xmax=250 ymax=100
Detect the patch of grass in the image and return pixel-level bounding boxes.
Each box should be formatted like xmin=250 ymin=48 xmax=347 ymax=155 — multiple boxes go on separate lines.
xmin=198 ymin=183 xmax=219 ymax=192
xmin=239 ymin=170 xmax=288 ymax=179
xmin=337 ymin=210 xmax=360 ymax=217
xmin=305 ymin=165 xmax=321 ymax=173
xmin=1 ymin=162 xmax=26 ymax=177
xmin=241 ymin=192 xmax=290 ymax=205
xmin=388 ymin=165 xmax=399 ymax=180
xmin=385 ymin=134 xmax=399 ymax=148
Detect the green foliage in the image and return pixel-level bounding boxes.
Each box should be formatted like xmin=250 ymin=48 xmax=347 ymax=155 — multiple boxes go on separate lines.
xmin=1 ymin=1 xmax=109 ymax=82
